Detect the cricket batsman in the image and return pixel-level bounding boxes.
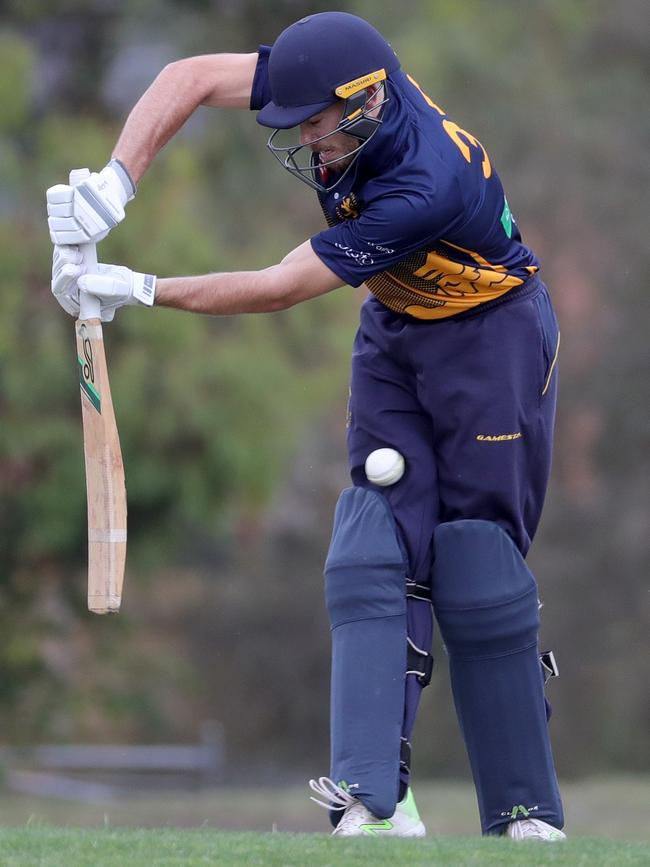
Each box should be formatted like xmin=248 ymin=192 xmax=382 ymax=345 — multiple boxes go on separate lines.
xmin=48 ymin=12 xmax=565 ymax=840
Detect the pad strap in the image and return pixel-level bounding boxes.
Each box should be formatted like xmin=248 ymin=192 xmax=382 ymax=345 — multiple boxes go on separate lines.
xmin=400 ymin=737 xmax=412 ymax=775
xmin=406 ymin=580 xmax=432 ymax=602
xmin=407 ymin=637 xmax=433 ymax=687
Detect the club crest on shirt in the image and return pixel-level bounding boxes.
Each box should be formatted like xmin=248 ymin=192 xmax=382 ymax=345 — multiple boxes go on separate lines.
xmin=336 ymin=193 xmax=360 ymax=221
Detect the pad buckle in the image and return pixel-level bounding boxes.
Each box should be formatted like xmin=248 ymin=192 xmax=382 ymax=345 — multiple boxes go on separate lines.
xmin=540 ymin=650 xmax=559 ymax=684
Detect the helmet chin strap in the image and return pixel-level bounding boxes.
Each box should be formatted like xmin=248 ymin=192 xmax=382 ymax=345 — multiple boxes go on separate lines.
xmin=338 ymin=83 xmax=385 ymax=141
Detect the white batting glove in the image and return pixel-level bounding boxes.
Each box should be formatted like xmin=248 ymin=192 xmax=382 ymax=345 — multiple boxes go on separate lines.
xmin=46 ymin=159 xmax=136 ymax=245
xmin=51 ymin=247 xmax=153 ymax=322
xmin=78 ymin=263 xmax=157 ymax=312
xmin=51 ymin=245 xmax=118 ymax=321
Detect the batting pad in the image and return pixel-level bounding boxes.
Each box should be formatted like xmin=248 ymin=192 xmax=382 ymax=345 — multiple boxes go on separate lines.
xmin=325 ymin=486 xmax=407 ymax=820
xmin=431 ymin=520 xmax=563 ymax=835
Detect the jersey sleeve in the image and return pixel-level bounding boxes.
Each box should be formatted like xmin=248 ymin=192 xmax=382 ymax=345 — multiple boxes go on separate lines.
xmin=250 ymin=45 xmax=272 ymax=111
xmin=310 ymin=190 xmax=461 ymax=288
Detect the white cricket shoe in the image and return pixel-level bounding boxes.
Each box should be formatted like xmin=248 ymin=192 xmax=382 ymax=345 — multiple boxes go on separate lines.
xmin=506 ymin=817 xmax=566 ymax=841
xmin=309 ymin=776 xmax=426 ymax=837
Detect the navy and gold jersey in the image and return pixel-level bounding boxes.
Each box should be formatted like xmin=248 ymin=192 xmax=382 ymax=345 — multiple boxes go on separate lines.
xmin=251 ymin=48 xmax=539 ymax=320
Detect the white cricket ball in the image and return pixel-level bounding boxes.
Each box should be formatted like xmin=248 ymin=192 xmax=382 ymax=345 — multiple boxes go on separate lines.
xmin=365 ymin=448 xmax=405 ymax=486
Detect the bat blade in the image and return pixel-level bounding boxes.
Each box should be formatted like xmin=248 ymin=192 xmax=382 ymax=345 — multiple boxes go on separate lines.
xmin=76 ymin=317 xmax=127 ymax=613
xmin=70 ymin=167 xmax=127 ymax=614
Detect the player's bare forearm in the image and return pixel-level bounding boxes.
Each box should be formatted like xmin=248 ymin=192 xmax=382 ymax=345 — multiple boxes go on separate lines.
xmin=112 ymin=53 xmax=259 ymax=183
xmin=155 ymin=240 xmax=344 ymax=315
xmin=155 ymin=271 xmax=287 ymax=315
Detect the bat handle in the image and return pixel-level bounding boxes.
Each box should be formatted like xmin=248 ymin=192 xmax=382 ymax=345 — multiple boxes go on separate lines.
xmin=69 ymin=168 xmax=101 ymax=321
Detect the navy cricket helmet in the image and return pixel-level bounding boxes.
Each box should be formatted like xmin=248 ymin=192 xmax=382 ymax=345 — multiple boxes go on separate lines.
xmin=257 ymin=12 xmax=401 ymax=193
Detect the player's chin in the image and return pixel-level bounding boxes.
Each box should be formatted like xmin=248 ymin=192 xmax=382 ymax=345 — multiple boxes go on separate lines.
xmin=321 ymin=151 xmax=354 ymax=171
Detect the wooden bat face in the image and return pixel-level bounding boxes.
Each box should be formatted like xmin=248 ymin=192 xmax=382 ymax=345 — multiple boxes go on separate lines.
xmin=76 ymin=316 xmax=127 ymax=613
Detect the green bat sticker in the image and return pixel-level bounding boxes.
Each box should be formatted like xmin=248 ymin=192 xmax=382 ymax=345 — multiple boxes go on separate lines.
xmin=78 ymin=332 xmax=101 ymax=412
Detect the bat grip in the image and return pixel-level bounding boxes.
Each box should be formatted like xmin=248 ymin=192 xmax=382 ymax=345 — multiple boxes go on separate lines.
xmin=69 ymin=168 xmax=101 ymax=321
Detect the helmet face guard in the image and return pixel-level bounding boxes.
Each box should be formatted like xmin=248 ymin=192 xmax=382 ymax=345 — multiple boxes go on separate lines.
xmin=266 ymin=80 xmax=390 ymax=195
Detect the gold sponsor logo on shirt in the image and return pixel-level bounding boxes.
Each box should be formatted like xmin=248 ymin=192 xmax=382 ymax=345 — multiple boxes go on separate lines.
xmin=476 ymin=432 xmax=523 ymax=442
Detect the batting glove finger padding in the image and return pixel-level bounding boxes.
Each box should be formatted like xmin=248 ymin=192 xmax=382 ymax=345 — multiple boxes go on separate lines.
xmin=98 ymin=302 xmax=120 ymax=323
xmin=47 ymin=160 xmax=136 ymax=246
xmin=51 ymin=244 xmax=85 ymax=316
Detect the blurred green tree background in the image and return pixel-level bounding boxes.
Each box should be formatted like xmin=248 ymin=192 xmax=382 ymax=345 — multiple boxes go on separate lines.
xmin=0 ymin=0 xmax=647 ymax=781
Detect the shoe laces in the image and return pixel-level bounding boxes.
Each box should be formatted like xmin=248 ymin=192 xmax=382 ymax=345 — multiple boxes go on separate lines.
xmin=333 ymin=801 xmax=374 ymax=834
xmin=309 ymin=776 xmax=358 ymax=811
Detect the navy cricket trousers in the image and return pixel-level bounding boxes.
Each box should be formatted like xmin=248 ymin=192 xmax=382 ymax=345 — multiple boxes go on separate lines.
xmin=346 ymin=275 xmax=560 ymax=793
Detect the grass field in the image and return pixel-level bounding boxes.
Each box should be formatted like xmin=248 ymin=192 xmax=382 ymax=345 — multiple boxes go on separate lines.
xmin=1 ymin=777 xmax=648 ymax=865
xmin=0 ymin=828 xmax=649 ymax=867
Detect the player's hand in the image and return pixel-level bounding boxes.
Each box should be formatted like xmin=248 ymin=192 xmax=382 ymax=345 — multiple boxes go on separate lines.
xmin=78 ymin=263 xmax=157 ymax=311
xmin=51 ymin=244 xmax=84 ymax=318
xmin=51 ymin=246 xmax=149 ymax=322
xmin=46 ymin=160 xmax=136 ymax=245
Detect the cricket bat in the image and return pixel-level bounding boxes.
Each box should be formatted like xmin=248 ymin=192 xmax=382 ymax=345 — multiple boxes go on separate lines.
xmin=71 ymin=168 xmax=127 ymax=613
